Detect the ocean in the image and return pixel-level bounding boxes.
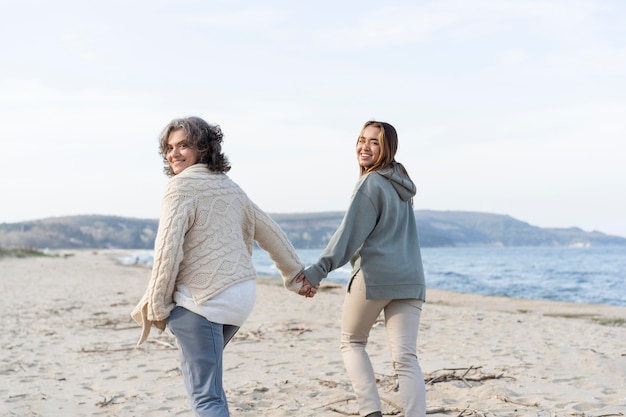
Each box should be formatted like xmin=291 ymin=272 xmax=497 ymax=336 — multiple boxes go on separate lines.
xmin=251 ymin=246 xmax=626 ymax=307
xmin=122 ymin=246 xmax=626 ymax=307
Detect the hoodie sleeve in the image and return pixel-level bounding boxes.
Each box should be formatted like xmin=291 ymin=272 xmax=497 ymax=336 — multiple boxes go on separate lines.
xmin=303 ymin=178 xmax=378 ymax=287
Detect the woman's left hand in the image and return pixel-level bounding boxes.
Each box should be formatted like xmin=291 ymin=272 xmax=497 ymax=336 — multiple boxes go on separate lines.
xmin=296 ymin=273 xmax=318 ymax=298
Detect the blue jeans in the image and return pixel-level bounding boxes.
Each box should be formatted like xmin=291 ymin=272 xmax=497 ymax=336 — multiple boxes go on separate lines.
xmin=167 ymin=306 xmax=240 ymax=417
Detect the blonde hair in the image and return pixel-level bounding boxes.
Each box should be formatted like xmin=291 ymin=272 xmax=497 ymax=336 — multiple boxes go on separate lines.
xmin=357 ymin=120 xmax=408 ymax=177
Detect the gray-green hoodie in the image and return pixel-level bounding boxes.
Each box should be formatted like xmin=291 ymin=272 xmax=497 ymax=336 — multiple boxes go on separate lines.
xmin=303 ymin=162 xmax=426 ymax=300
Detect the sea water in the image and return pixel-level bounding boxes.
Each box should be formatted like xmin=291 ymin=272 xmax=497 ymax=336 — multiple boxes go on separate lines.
xmin=121 ymin=246 xmax=626 ymax=307
xmin=251 ymin=246 xmax=626 ymax=307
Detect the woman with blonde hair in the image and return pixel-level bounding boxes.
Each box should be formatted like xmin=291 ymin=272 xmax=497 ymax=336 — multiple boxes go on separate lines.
xmin=301 ymin=120 xmax=427 ymax=417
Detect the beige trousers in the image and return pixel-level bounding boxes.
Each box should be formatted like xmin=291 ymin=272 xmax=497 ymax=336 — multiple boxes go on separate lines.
xmin=340 ymin=271 xmax=425 ymax=417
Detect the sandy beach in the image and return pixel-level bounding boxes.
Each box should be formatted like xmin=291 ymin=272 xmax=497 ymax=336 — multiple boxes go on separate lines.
xmin=1 ymin=250 xmax=625 ymax=416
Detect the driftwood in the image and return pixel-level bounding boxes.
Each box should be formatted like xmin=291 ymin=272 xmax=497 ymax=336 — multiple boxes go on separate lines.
xmin=312 ymin=397 xmax=357 ymax=411
xmin=569 ymin=414 xmax=624 ymax=417
xmin=79 ymin=338 xmax=176 ymax=353
xmin=380 ymin=396 xmax=402 ymax=412
xmin=325 ymin=408 xmax=357 ymax=416
xmin=495 ymin=395 xmax=539 ymax=407
xmin=313 ymin=365 xmax=512 ymax=416
xmin=314 ymin=392 xmax=477 ymax=416
xmin=425 ymin=365 xmax=507 ymax=387
xmin=233 ymin=324 xmax=264 ymax=342
xmin=80 ymin=346 xmax=137 ymax=353
xmin=95 ymin=394 xmax=122 ymax=407
xmin=280 ymin=325 xmax=312 ymax=335
xmin=452 ymin=405 xmax=487 ymax=417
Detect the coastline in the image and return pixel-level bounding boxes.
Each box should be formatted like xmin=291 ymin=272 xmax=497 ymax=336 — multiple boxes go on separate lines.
xmin=2 ymin=250 xmax=625 ymax=416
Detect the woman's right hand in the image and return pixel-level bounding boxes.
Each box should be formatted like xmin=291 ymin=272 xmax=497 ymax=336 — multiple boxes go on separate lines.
xmin=296 ymin=273 xmax=319 ymax=298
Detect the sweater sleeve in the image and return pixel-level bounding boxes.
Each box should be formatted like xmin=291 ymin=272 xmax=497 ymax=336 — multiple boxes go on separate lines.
xmin=251 ymin=203 xmax=305 ymax=292
xmin=130 ymin=179 xmax=193 ymax=344
xmin=148 ymin=182 xmax=194 ymax=320
xmin=303 ymin=183 xmax=378 ymax=287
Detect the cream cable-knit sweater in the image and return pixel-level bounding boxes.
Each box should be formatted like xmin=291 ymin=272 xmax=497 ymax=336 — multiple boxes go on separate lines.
xmin=131 ymin=164 xmax=304 ymax=344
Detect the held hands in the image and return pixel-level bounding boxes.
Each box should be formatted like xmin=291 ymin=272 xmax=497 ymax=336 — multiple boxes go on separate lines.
xmin=296 ymin=273 xmax=319 ymax=298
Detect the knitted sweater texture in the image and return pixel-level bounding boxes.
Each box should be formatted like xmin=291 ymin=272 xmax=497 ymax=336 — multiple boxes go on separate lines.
xmin=131 ymin=164 xmax=304 ymax=344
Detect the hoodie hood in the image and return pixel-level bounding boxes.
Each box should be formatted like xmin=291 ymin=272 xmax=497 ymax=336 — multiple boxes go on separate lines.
xmin=377 ymin=161 xmax=416 ymax=202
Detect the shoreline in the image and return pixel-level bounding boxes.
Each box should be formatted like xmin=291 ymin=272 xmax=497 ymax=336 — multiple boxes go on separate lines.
xmin=1 ymin=250 xmax=625 ymax=416
xmin=116 ymin=246 xmax=626 ymax=308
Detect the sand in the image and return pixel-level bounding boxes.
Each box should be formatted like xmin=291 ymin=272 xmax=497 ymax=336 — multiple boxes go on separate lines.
xmin=1 ymin=250 xmax=625 ymax=416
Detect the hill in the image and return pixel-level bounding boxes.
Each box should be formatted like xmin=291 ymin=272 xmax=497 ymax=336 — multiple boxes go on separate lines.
xmin=0 ymin=215 xmax=157 ymax=250
xmin=412 ymin=210 xmax=626 ymax=247
xmin=1 ymin=211 xmax=624 ymax=250
xmin=272 ymin=210 xmax=626 ymax=248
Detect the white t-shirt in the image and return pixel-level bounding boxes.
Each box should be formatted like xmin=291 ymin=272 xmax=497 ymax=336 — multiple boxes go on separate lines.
xmin=173 ymin=280 xmax=256 ymax=327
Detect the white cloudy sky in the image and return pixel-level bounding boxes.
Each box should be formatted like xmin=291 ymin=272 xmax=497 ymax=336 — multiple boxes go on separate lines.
xmin=1 ymin=0 xmax=625 ymax=237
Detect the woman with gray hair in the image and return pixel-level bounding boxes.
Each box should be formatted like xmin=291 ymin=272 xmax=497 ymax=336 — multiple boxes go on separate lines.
xmin=131 ymin=116 xmax=316 ymax=417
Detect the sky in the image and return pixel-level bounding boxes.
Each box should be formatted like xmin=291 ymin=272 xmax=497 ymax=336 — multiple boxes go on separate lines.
xmin=1 ymin=0 xmax=626 ymax=237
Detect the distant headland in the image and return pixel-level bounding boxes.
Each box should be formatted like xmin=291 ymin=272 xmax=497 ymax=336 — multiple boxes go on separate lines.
xmin=1 ymin=211 xmax=625 ymax=250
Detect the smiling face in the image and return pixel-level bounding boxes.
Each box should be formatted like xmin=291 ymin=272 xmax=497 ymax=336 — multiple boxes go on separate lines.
xmin=356 ymin=125 xmax=381 ymax=170
xmin=166 ymin=129 xmax=199 ymax=174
